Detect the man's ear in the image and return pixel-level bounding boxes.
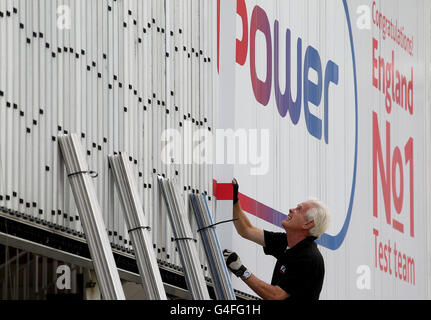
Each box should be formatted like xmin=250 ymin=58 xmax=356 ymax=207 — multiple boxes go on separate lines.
xmin=303 ymin=219 xmax=315 ymax=230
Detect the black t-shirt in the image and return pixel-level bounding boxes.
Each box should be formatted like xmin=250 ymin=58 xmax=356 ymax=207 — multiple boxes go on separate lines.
xmin=263 ymin=230 xmax=325 ymax=300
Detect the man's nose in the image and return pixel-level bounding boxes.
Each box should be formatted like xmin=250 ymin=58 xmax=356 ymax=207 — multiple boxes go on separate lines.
xmin=289 ymin=208 xmax=293 ymax=214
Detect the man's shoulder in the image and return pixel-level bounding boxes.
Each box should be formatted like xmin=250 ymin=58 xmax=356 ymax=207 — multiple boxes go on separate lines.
xmin=263 ymin=230 xmax=288 ymax=257
xmin=264 ymin=230 xmax=288 ymax=246
xmin=263 ymin=230 xmax=287 ymax=240
xmin=264 ymin=229 xmax=287 ymax=236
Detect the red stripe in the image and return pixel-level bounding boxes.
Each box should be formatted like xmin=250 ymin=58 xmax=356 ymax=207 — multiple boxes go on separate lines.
xmin=214 ymin=183 xmax=233 ymax=200
xmin=212 ymin=179 xmax=233 ymax=200
xmin=212 ymin=179 xmax=287 ymax=227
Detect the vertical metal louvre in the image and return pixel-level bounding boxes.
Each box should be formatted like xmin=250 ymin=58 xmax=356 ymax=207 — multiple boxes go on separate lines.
xmin=0 ymin=0 xmax=215 ymax=284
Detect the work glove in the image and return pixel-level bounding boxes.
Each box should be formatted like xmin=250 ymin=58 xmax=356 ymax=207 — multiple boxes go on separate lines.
xmin=223 ymin=249 xmax=247 ymax=277
xmin=232 ymin=178 xmax=239 ymax=204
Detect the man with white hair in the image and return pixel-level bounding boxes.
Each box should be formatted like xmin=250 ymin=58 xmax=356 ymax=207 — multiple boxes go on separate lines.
xmin=224 ymin=179 xmax=330 ymax=300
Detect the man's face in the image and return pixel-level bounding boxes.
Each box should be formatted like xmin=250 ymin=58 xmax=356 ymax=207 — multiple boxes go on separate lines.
xmin=281 ymin=201 xmax=314 ymax=232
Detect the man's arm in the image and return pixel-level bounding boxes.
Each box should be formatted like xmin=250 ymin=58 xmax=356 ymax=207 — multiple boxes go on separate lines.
xmin=242 ymin=274 xmax=290 ymax=300
xmin=232 ymin=179 xmax=265 ymax=246
xmin=233 ymin=202 xmax=265 ymax=246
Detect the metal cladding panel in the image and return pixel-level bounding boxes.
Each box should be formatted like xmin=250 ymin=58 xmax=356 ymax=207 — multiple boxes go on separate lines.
xmin=0 ymin=0 xmax=216 ymax=280
xmin=219 ymin=0 xmax=430 ymax=299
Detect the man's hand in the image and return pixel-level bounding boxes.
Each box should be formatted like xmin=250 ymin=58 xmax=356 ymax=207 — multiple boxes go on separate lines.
xmin=233 ymin=179 xmax=239 ymax=204
xmin=223 ymin=249 xmax=247 ymax=277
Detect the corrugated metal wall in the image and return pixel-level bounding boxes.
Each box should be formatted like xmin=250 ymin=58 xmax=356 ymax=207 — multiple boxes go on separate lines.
xmin=0 ymin=0 xmax=216 ymax=278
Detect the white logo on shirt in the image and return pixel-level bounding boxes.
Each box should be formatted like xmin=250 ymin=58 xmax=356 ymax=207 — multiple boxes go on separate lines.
xmin=280 ymin=265 xmax=286 ymax=274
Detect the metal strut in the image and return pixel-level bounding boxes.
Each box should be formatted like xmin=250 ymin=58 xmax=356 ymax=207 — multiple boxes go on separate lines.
xmin=190 ymin=193 xmax=236 ymax=300
xmin=158 ymin=176 xmax=210 ymax=300
xmin=108 ymin=153 xmax=167 ymax=300
xmin=58 ymin=134 xmax=125 ymax=300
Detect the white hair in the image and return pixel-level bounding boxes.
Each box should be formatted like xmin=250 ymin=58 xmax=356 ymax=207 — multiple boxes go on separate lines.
xmin=304 ymin=197 xmax=331 ymax=238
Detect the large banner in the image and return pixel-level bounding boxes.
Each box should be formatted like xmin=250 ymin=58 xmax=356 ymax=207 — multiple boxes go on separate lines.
xmin=217 ymin=0 xmax=427 ymax=299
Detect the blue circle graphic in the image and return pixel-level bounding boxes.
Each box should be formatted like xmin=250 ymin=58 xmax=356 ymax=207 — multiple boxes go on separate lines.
xmin=315 ymin=0 xmax=358 ymax=250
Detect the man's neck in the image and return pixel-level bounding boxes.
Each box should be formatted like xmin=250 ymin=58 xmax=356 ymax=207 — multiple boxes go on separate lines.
xmin=286 ymin=232 xmax=308 ymax=248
